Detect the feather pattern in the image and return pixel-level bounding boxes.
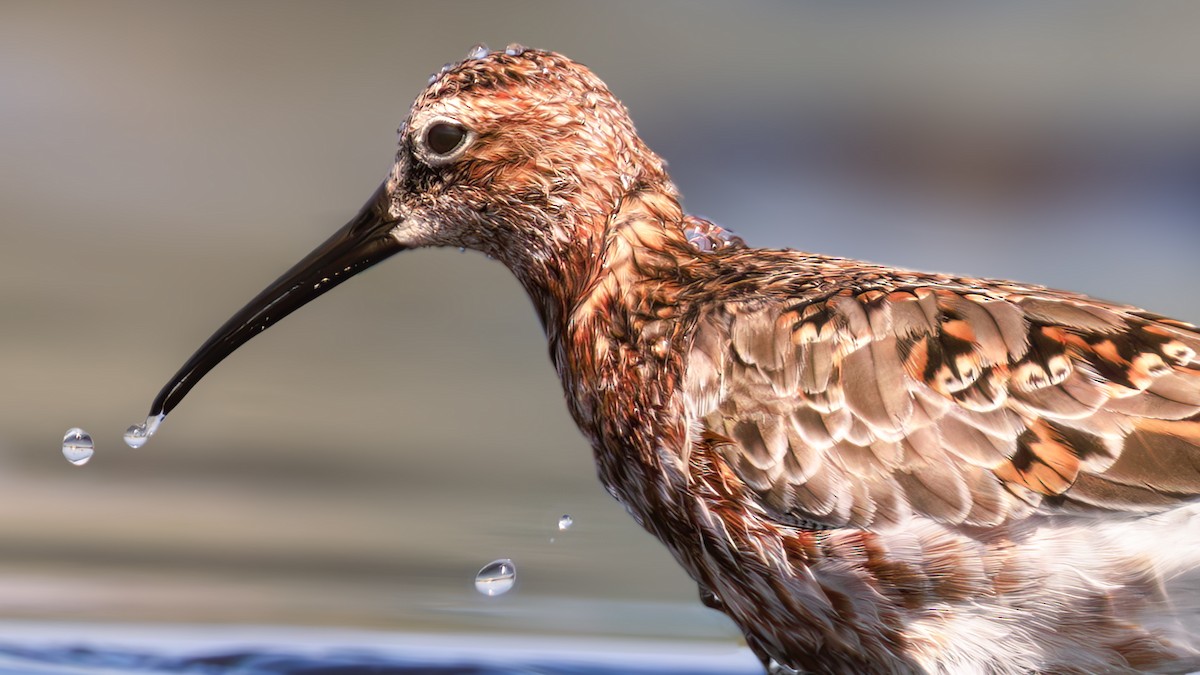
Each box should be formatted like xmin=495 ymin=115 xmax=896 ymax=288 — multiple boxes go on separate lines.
xmin=685 ymin=263 xmax=1200 ymax=528
xmin=643 ymin=245 xmax=1200 ymax=672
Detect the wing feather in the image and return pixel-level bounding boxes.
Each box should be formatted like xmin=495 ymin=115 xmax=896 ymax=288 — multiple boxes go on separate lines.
xmin=841 ymin=337 xmax=913 ymax=434
xmin=685 ymin=262 xmax=1200 ymax=530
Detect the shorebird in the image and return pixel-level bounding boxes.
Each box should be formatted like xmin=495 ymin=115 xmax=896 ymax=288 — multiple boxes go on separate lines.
xmin=138 ymin=46 xmax=1200 ymax=674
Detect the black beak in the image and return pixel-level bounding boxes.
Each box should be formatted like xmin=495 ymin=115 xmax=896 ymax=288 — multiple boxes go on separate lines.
xmin=146 ymin=182 xmax=404 ymax=420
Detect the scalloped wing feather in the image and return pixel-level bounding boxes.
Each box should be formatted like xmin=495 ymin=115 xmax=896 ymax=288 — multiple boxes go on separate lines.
xmin=686 ymin=267 xmax=1200 ymax=530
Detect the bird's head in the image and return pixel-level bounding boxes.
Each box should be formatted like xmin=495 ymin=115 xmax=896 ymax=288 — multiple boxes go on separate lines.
xmin=141 ymin=46 xmax=674 ymax=423
xmin=390 ymin=46 xmax=670 ymax=264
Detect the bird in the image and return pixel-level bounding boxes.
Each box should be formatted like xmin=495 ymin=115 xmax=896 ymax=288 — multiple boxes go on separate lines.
xmin=136 ymin=45 xmax=1200 ymax=674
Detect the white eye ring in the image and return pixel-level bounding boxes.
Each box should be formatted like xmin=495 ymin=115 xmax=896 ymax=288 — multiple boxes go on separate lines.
xmin=416 ymin=117 xmax=475 ymax=167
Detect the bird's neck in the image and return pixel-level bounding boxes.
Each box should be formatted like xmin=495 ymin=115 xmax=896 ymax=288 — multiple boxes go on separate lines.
xmin=512 ymin=183 xmax=691 ymax=347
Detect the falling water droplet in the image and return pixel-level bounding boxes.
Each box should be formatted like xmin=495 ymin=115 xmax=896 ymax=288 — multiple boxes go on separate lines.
xmin=505 ymin=43 xmax=527 ymax=56
xmin=558 ymin=514 xmax=573 ymax=531
xmin=62 ymin=428 xmax=94 ymax=466
xmin=474 ymin=559 xmax=516 ymax=596
xmin=466 ymin=43 xmax=489 ymax=60
xmin=122 ymin=414 xmax=164 ymax=449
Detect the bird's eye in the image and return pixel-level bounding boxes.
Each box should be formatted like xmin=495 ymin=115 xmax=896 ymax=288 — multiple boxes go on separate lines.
xmin=425 ymin=122 xmax=468 ymax=157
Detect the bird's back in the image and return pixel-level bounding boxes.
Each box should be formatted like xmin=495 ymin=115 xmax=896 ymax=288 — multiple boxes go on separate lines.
xmin=651 ymin=246 xmax=1200 ymax=672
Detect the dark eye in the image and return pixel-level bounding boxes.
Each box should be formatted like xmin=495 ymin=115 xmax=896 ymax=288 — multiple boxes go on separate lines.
xmin=425 ymin=122 xmax=468 ymax=156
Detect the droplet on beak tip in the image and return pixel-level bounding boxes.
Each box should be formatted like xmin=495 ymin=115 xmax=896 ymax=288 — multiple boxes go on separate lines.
xmin=123 ymin=413 xmax=165 ymax=449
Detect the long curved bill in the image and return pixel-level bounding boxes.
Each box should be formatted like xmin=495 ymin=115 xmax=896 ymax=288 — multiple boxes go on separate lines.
xmin=145 ymin=182 xmax=404 ymax=420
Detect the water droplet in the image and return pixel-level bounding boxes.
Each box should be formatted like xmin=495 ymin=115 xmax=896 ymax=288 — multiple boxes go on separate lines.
xmin=504 ymin=43 xmax=527 ymax=56
xmin=123 ymin=414 xmax=164 ymax=449
xmin=474 ymin=558 xmax=516 ymax=596
xmin=122 ymin=425 xmax=148 ymax=448
xmin=62 ymin=428 xmax=94 ymax=466
xmin=558 ymin=514 xmax=573 ymax=531
xmin=466 ymin=43 xmax=489 ymax=60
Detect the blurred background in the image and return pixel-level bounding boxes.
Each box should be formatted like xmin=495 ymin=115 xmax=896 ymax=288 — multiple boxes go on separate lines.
xmin=1 ymin=0 xmax=1199 ymax=669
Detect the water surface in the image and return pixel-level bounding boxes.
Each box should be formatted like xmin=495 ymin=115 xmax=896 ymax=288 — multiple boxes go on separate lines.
xmin=0 ymin=623 xmax=760 ymax=675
